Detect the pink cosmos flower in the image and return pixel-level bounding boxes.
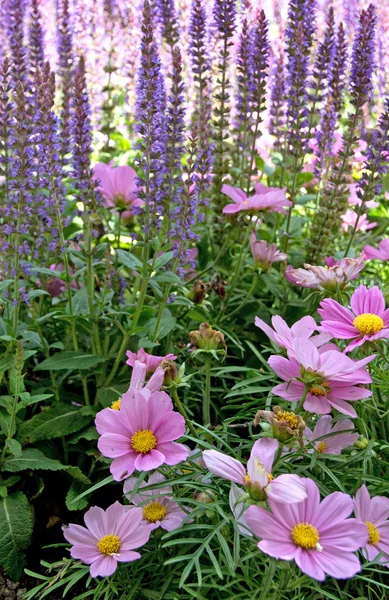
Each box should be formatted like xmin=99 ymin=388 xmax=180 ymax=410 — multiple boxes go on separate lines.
xmin=105 ymin=360 xmax=164 ymax=412
xmin=364 ymin=238 xmax=389 ymax=261
xmin=269 ymin=338 xmax=374 ymax=417
xmin=354 ymin=485 xmax=389 ymax=565
xmin=318 ymin=284 xmax=389 ymax=352
xmin=245 ymin=478 xmax=368 ymax=581
xmin=285 ymin=254 xmax=365 ymax=291
xmin=250 ymin=232 xmax=287 ymax=270
xmin=203 ymin=438 xmax=306 ymax=504
xmin=304 ymin=416 xmax=358 ymax=454
xmin=341 ymin=209 xmax=377 ymax=233
xmin=126 ymin=348 xmax=177 ymax=373
xmin=348 ymin=183 xmax=379 ymax=210
xmin=222 ymin=183 xmax=292 ymax=215
xmin=95 ymin=389 xmax=188 ymax=481
xmin=93 ymin=162 xmax=144 ymax=213
xmin=255 ymin=315 xmax=331 ymax=354
xmin=63 ymin=502 xmax=150 ymax=577
xmin=124 ymin=472 xmax=189 ymax=532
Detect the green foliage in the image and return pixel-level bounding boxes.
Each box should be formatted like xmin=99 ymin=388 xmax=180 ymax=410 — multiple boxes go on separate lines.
xmin=17 ymin=405 xmax=93 ymax=443
xmin=34 ymin=351 xmax=105 ymax=371
xmin=0 ymin=492 xmax=32 ymax=581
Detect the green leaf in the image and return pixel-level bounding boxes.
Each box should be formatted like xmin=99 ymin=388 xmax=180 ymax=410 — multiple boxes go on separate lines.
xmin=34 ymin=351 xmax=105 ymax=371
xmin=0 ymin=492 xmax=32 ymax=580
xmin=69 ymin=287 xmax=89 ymax=316
xmin=116 ymin=249 xmax=143 ymax=271
xmin=66 ymin=482 xmax=89 ymax=511
xmin=17 ymin=405 xmax=92 ymax=443
xmin=2 ymin=448 xmax=69 ymax=472
xmin=5 ymin=440 xmax=22 ymax=458
xmin=16 ymin=393 xmax=54 ymax=412
xmin=147 ymin=314 xmax=176 ymax=340
xmin=64 ymin=466 xmax=91 ymax=484
xmin=154 ymin=251 xmax=174 ymax=269
xmin=0 ymin=280 xmax=14 ymax=293
xmin=0 ymin=355 xmax=14 ymax=373
xmin=152 ymin=271 xmax=182 ymax=285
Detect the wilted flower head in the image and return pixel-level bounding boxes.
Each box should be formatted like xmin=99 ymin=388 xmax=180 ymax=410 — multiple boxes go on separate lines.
xmin=222 ymin=183 xmax=292 ymax=215
xmin=364 ymin=239 xmax=389 ymax=261
xmin=126 ymin=348 xmax=177 ymax=373
xmin=190 ymin=322 xmax=226 ymax=351
xmin=254 ymin=406 xmax=305 ymax=444
xmin=304 ymin=415 xmax=358 ymax=455
xmin=203 ymin=438 xmax=306 ymax=504
xmin=93 ymin=162 xmax=144 ymax=213
xmin=250 ymin=232 xmax=287 ymax=271
xmin=160 ymin=359 xmax=180 ymax=386
xmin=285 ymin=254 xmax=365 ymax=291
xmin=63 ymin=502 xmax=150 ymax=577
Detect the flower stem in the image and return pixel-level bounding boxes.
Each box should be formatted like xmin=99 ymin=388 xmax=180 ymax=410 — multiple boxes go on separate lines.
xmin=203 ymin=355 xmax=212 ymax=427
xmin=171 ymin=387 xmax=199 ymax=440
xmin=295 ymin=384 xmax=310 ymax=414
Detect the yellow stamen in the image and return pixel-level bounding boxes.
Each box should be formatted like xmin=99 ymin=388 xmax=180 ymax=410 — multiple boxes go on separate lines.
xmin=309 ymin=381 xmax=330 ymax=396
xmin=131 ymin=429 xmax=157 ymax=454
xmin=268 ymin=473 xmax=274 ymax=482
xmin=317 ymin=441 xmax=327 ymax=453
xmin=366 ymin=521 xmax=380 ymax=545
xmin=353 ymin=313 xmax=384 ymax=336
xmin=111 ymin=399 xmax=121 ymax=410
xmin=143 ymin=501 xmax=167 ymax=523
xmin=291 ymin=523 xmax=320 ymax=550
xmin=97 ymin=534 xmax=121 ymax=555
xmin=244 ymin=474 xmax=251 ymax=485
xmin=275 ymin=411 xmax=300 ymax=430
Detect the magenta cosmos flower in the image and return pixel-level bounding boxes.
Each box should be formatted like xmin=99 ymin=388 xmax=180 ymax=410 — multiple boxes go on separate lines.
xmin=318 ymin=284 xmax=389 ymax=352
xmin=255 ymin=315 xmax=331 ymax=355
xmin=354 ymin=485 xmax=389 ymax=565
xmin=124 ymin=472 xmax=189 ymax=532
xmin=93 ymin=162 xmax=144 ymax=212
xmin=245 ymin=478 xmax=368 ymax=581
xmin=222 ymin=183 xmax=292 ymax=215
xmin=95 ymin=389 xmax=188 ymax=481
xmin=250 ymin=232 xmax=287 ymax=271
xmin=304 ymin=416 xmax=358 ymax=454
xmin=203 ymin=438 xmax=306 ymax=504
xmin=126 ymin=348 xmax=177 ymax=373
xmin=63 ymin=502 xmax=150 ymax=577
xmin=269 ymin=338 xmax=374 ymax=417
xmin=285 ymin=255 xmax=365 ymax=291
xmin=364 ymin=238 xmax=389 ymax=261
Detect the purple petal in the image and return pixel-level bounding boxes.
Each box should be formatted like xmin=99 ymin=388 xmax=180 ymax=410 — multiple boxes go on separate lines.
xmin=203 ymin=450 xmax=246 ymax=484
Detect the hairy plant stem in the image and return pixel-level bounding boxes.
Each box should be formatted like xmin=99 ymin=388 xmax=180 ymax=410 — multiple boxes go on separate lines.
xmin=203 ymin=355 xmax=212 ymax=427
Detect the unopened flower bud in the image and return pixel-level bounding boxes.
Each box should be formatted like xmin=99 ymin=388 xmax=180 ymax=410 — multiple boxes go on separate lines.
xmin=354 ymin=437 xmax=369 ymax=449
xmin=160 ymin=359 xmax=180 ymax=386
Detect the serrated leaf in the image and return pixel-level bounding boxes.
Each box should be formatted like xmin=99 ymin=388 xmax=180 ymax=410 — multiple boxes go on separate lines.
xmin=116 ymin=249 xmax=143 ymax=271
xmin=0 ymin=492 xmax=32 ymax=580
xmin=2 ymin=448 xmax=68 ymax=472
xmin=34 ymin=351 xmax=105 ymax=371
xmin=65 ymin=466 xmax=91 ymax=484
xmin=68 ymin=426 xmax=99 ymax=444
xmin=16 ymin=393 xmax=54 ymax=412
xmin=17 ymin=405 xmax=92 ymax=443
xmin=66 ymin=482 xmax=89 ymax=511
xmin=68 ymin=287 xmax=89 ymax=316
xmin=5 ymin=439 xmax=22 ymax=458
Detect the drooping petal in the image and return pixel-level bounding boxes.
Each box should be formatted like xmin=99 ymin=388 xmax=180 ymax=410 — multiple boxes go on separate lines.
xmin=250 ymin=438 xmax=278 ymax=473
xmin=203 ymin=450 xmax=246 ymax=485
xmin=266 ymin=474 xmax=307 ymax=504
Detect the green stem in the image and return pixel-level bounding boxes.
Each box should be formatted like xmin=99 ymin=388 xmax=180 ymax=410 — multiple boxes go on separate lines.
xmin=171 ymin=387 xmax=199 ymax=440
xmin=220 ymin=273 xmax=258 ymax=323
xmin=203 ymin=356 xmax=212 ymax=427
xmin=104 ymin=332 xmax=129 ymax=390
xmin=295 ymin=384 xmax=310 ymax=414
xmin=223 ymin=222 xmax=252 ymax=309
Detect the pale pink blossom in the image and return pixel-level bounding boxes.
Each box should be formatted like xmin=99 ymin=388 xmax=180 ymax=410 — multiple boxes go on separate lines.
xmin=93 ymin=162 xmax=144 ymax=213
xmin=304 ymin=416 xmax=358 ymax=454
xmin=203 ymin=438 xmax=306 ymax=504
xmin=250 ymin=232 xmax=287 ymax=270
xmin=354 ymin=485 xmax=389 ymax=565
xmin=246 ymin=478 xmax=368 ymax=581
xmin=124 ymin=472 xmax=189 ymax=532
xmin=254 ymin=315 xmax=331 ymax=354
xmin=126 ymin=348 xmax=176 ymax=373
xmin=364 ymin=238 xmax=389 ymax=261
xmin=285 ymin=254 xmax=365 ymax=291
xmin=269 ymin=338 xmax=375 ymax=417
xmin=318 ymin=284 xmax=389 ymax=352
xmin=341 ymin=209 xmax=377 ymax=233
xmin=348 ymin=183 xmax=379 ymax=209
xmin=63 ymin=502 xmax=150 ymax=577
xmin=95 ymin=389 xmax=188 ymax=481
xmin=222 ymin=183 xmax=292 ymax=215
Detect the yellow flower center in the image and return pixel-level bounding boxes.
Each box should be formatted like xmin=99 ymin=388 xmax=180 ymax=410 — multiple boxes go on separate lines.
xmin=97 ymin=534 xmax=121 ymax=555
xmin=353 ymin=313 xmax=384 ymax=336
xmin=309 ymin=382 xmax=330 ymax=396
xmin=267 ymin=473 xmax=274 ymax=482
xmin=275 ymin=411 xmax=300 ymax=430
xmin=317 ymin=441 xmax=327 ymax=453
xmin=131 ymin=429 xmax=157 ymax=454
xmin=111 ymin=399 xmax=121 ymax=410
xmin=366 ymin=521 xmax=380 ymax=545
xmin=142 ymin=501 xmax=168 ymax=523
xmin=244 ymin=474 xmax=251 ymax=485
xmin=291 ymin=523 xmax=320 ymax=550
